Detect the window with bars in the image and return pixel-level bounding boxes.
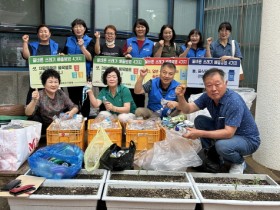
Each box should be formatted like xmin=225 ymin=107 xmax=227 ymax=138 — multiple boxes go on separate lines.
xmin=203 ymin=0 xmax=263 ymax=89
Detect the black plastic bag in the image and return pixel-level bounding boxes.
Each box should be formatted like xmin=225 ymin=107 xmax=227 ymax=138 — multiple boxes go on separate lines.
xmin=193 ymin=145 xmax=222 ymax=173
xmin=99 ymin=140 xmax=136 ymax=171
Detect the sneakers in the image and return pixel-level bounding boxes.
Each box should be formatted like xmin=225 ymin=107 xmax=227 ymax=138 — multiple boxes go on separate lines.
xmin=229 ymin=161 xmax=246 ymax=174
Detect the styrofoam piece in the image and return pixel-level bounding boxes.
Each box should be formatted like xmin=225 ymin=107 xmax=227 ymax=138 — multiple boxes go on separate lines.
xmin=8 ymin=181 xmax=102 ymax=210
xmin=25 ymin=168 xmax=108 ymax=183
xmin=106 ymin=170 xmax=189 ymax=184
xmin=194 ymin=185 xmax=280 ymax=210
xmin=188 ymin=172 xmax=278 ymax=186
xmin=102 ymin=182 xmax=199 ymax=210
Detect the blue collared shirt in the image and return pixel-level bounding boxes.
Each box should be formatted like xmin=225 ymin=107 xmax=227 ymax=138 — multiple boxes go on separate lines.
xmin=194 ymin=89 xmax=260 ymax=146
xmin=210 ymin=38 xmax=243 ymax=59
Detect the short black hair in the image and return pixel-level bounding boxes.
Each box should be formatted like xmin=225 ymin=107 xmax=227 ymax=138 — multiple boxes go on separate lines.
xmin=41 ymin=69 xmax=61 ymax=86
xmin=160 ymin=62 xmax=176 ymax=71
xmin=133 ymin=18 xmax=149 ymax=35
xmin=102 ymin=67 xmax=122 ymax=85
xmin=71 ymin=18 xmax=88 ymax=34
xmin=202 ymin=68 xmax=225 ymax=82
xmin=218 ymin=22 xmax=232 ymax=32
xmin=37 ymin=24 xmax=51 ymax=34
xmin=185 ymin=29 xmax=204 ymax=48
xmin=104 ymin=25 xmax=117 ymax=34
xmin=159 ymin=25 xmax=176 ymax=45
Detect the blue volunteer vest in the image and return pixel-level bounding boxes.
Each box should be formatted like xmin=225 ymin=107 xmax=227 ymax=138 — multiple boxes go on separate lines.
xmin=126 ymin=37 xmax=154 ymax=58
xmin=147 ymin=77 xmax=179 ymax=117
xmin=29 ymin=39 xmax=59 ymax=56
xmin=65 ymin=35 xmax=92 ymax=77
xmin=180 ymin=45 xmax=206 ymax=58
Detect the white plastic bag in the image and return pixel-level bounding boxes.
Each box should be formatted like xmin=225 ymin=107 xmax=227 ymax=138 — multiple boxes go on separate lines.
xmin=0 ymin=120 xmax=42 ymax=171
xmin=188 ymin=89 xmax=257 ymax=123
xmin=134 ymin=129 xmax=202 ymax=171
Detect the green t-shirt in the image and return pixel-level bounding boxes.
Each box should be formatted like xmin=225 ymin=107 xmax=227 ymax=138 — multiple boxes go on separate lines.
xmin=98 ymin=84 xmax=137 ymax=114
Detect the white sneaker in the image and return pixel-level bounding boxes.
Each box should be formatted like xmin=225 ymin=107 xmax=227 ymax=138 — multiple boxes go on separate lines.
xmin=229 ymin=162 xmax=246 ymax=174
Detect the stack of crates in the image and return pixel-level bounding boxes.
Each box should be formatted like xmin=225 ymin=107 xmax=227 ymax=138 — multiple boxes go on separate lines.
xmin=46 ymin=120 xmax=85 ymax=150
xmin=126 ymin=121 xmax=161 ymax=152
xmin=87 ymin=119 xmax=122 ymax=147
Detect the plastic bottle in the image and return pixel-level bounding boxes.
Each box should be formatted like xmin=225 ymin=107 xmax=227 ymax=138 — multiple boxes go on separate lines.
xmin=174 ymin=125 xmax=187 ymax=135
xmin=170 ymin=114 xmax=187 ymax=123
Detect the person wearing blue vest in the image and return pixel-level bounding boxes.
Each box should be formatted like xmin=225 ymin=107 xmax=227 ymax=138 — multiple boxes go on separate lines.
xmin=179 ymin=29 xmax=208 ymax=100
xmin=179 ymin=29 xmax=207 ymax=58
xmin=62 ymin=18 xmax=95 ymax=118
xmin=134 ymin=62 xmax=180 ymax=119
xmin=123 ymin=19 xmax=154 ymax=109
xmin=22 ymin=24 xmax=60 ymax=105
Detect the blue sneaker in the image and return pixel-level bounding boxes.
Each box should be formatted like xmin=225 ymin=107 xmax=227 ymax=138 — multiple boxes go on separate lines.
xmin=229 ymin=161 xmax=246 ymax=174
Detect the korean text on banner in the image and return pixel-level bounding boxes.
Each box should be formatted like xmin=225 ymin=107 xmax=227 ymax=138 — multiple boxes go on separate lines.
xmin=29 ymin=54 xmax=87 ymax=88
xmin=187 ymin=57 xmax=240 ymax=88
xmin=92 ymin=56 xmax=145 ymax=88
xmin=144 ymin=57 xmax=188 ymax=85
xmin=92 ymin=56 xmax=188 ymax=88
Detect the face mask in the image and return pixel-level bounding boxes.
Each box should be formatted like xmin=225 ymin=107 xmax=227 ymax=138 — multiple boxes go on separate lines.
xmin=106 ymin=40 xmax=115 ymax=46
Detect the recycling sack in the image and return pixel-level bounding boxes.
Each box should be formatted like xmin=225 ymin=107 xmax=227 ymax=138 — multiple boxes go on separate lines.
xmin=28 ymin=143 xmax=84 ymax=179
xmin=84 ymin=127 xmax=113 ymax=171
xmin=99 ymin=140 xmax=136 ymax=171
xmin=0 ymin=120 xmax=42 ymax=171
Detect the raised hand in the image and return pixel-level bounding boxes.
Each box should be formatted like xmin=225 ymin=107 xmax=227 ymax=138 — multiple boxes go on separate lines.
xmin=94 ymin=31 xmax=100 ymax=39
xmin=206 ymin=37 xmax=213 ymax=45
xmin=22 ymin=34 xmax=29 ymax=43
xmin=32 ymin=88 xmax=40 ymax=101
xmin=175 ymin=84 xmax=186 ymax=97
xmin=187 ymin=41 xmax=192 ymax=48
xmin=140 ymin=68 xmax=148 ymax=77
xmin=159 ymin=40 xmax=164 ymax=47
xmin=77 ymin=38 xmax=84 ymax=47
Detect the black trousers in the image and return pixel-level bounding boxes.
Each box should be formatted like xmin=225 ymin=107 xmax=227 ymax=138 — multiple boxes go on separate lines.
xmin=68 ymin=86 xmax=90 ymax=118
xmin=130 ymin=89 xmax=145 ymax=108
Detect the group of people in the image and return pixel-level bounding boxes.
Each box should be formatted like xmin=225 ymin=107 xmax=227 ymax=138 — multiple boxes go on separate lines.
xmin=22 ymin=18 xmax=259 ymax=174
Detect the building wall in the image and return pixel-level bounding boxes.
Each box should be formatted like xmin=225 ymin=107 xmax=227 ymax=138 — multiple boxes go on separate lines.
xmin=0 ymin=71 xmax=29 ymax=105
xmin=253 ymin=0 xmax=280 ymax=170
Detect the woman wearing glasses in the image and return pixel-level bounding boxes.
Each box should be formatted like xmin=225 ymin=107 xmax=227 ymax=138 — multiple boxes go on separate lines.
xmin=94 ymin=25 xmax=123 ymax=57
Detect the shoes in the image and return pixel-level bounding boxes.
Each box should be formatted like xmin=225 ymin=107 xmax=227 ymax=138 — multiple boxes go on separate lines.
xmin=229 ymin=161 xmax=246 ymax=174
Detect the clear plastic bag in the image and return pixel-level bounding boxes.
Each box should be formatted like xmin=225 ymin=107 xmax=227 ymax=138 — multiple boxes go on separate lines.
xmin=134 ymin=129 xmax=202 ymax=171
xmin=84 ymin=127 xmax=113 ymax=171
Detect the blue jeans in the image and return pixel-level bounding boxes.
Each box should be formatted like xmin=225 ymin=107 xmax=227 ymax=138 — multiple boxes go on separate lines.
xmin=194 ymin=115 xmax=259 ymax=164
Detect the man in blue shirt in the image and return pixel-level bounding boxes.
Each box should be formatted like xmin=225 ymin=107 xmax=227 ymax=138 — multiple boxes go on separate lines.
xmin=175 ymin=68 xmax=260 ymax=174
xmin=134 ymin=62 xmax=180 ymax=119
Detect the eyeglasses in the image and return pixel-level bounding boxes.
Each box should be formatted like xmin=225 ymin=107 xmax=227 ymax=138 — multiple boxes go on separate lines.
xmin=107 ymin=75 xmax=118 ymax=79
xmin=105 ymin=33 xmax=115 ymax=36
xmin=73 ymin=25 xmax=84 ymax=30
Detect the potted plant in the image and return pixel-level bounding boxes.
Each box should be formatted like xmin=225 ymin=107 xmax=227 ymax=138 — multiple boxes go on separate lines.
xmin=189 ymin=172 xmax=278 ymax=186
xmin=8 ymin=180 xmax=103 ymax=210
xmin=194 ymin=184 xmax=280 ymax=210
xmin=102 ymin=182 xmax=199 ymax=210
xmin=107 ymin=170 xmax=189 ymax=184
xmin=25 ymin=169 xmax=107 ymax=183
